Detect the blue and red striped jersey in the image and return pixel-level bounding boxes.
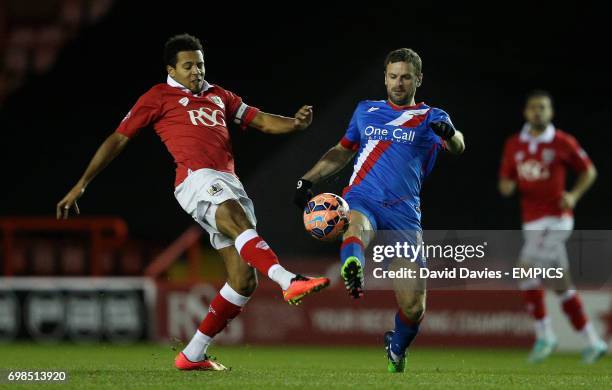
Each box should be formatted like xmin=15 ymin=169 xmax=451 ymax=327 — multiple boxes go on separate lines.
xmin=341 ymin=100 xmax=451 ymax=222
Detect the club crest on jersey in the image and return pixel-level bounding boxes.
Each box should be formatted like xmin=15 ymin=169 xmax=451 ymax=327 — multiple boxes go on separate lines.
xmin=178 ymin=97 xmax=189 ymax=106
xmin=541 ymin=149 xmax=555 ymax=164
xmin=207 ymin=183 xmax=224 ymax=196
xmin=209 ymin=95 xmax=225 ymax=109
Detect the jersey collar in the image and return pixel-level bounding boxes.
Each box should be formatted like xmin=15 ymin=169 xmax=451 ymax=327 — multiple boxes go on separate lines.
xmin=519 ymin=123 xmax=555 ymax=153
xmin=166 ymin=75 xmax=213 ymax=97
xmin=386 ymin=100 xmax=426 ymax=111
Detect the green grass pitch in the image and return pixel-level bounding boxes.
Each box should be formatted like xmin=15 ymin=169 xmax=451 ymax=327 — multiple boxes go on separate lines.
xmin=0 ymin=344 xmax=610 ymax=389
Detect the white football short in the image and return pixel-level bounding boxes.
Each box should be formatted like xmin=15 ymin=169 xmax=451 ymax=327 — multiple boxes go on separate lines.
xmin=520 ymin=215 xmax=574 ymax=268
xmin=174 ymin=168 xmax=257 ymax=250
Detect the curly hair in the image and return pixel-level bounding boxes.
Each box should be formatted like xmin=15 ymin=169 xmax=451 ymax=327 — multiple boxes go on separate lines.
xmin=164 ymin=34 xmax=204 ymax=67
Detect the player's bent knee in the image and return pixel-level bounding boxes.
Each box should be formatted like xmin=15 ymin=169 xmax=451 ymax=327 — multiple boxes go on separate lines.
xmin=242 ymin=274 xmax=258 ymax=296
xmin=229 ymin=271 xmax=258 ymax=297
xmin=343 ymin=221 xmax=372 ymax=244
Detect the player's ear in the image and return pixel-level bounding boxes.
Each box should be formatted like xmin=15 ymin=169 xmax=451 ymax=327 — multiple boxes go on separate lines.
xmin=383 ymin=71 xmax=388 ymax=86
xmin=166 ymin=65 xmax=176 ymax=77
xmin=416 ymin=73 xmax=423 ymax=87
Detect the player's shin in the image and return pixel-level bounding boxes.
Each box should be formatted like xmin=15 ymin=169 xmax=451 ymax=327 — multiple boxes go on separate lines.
xmin=559 ymin=290 xmax=602 ymax=344
xmin=559 ymin=289 xmax=586 ymax=329
xmin=558 ymin=289 xmax=607 ymax=362
xmin=390 ymin=310 xmax=422 ymax=361
xmin=182 ymin=283 xmax=250 ymax=362
xmin=341 ymin=237 xmax=365 ymax=267
xmin=234 ymin=229 xmax=295 ymax=290
xmin=519 ymin=281 xmax=555 ymax=341
xmin=519 ymin=281 xmax=559 ymax=362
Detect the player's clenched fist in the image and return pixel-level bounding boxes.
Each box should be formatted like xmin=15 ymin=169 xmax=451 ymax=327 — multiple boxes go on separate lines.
xmin=429 ymin=121 xmax=456 ymax=140
xmin=293 ymin=105 xmax=313 ymax=130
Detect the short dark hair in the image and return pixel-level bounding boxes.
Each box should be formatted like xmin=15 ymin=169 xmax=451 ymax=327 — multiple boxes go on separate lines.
xmin=384 ymin=48 xmax=422 ymax=74
xmin=164 ymin=34 xmax=203 ymax=67
xmin=526 ymin=89 xmax=553 ymax=105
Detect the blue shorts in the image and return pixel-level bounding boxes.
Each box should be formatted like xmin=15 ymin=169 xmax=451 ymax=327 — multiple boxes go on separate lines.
xmin=344 ymin=191 xmax=426 ymax=268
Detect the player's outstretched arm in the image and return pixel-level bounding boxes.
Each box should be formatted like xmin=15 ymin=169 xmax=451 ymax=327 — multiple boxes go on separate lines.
xmin=302 ymin=142 xmax=356 ymax=183
xmin=56 ymin=132 xmax=130 ymax=219
xmin=249 ymin=105 xmax=313 ymax=134
xmin=293 ymin=143 xmax=356 ymax=208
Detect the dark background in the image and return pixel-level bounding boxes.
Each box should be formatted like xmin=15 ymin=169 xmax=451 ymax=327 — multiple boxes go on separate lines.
xmin=1 ymin=2 xmax=610 ymax=255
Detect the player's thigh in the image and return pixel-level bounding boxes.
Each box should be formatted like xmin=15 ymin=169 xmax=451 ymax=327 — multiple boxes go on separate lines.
xmin=218 ymin=245 xmax=257 ymax=296
xmin=390 ymin=259 xmax=426 ymax=320
xmin=544 ymin=271 xmax=573 ymax=293
xmin=215 ymin=199 xmax=254 ymax=239
xmin=520 ymin=225 xmax=573 ymax=290
xmin=542 ymin=244 xmax=573 ymax=292
xmin=344 ymin=210 xmax=376 ymax=247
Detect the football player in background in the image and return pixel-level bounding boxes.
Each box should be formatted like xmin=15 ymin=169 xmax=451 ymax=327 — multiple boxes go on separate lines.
xmin=499 ymin=90 xmax=606 ymax=363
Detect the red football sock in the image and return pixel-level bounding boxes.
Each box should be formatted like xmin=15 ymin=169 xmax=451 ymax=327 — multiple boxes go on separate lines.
xmin=561 ymin=291 xmax=587 ymax=331
xmin=522 ymin=289 xmax=546 ymax=320
xmin=234 ymin=229 xmax=279 ymax=275
xmin=182 ymin=284 xmax=250 ymax=362
xmin=198 ymin=285 xmax=247 ymax=337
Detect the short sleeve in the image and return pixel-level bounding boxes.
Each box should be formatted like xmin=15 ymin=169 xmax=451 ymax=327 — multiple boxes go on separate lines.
xmin=499 ymin=138 xmax=518 ymax=180
xmin=562 ymin=134 xmax=592 ymax=172
xmin=429 ymin=108 xmax=453 ymax=127
xmin=339 ymin=105 xmax=361 ymax=151
xmin=428 ymin=108 xmax=453 ymax=149
xmin=115 ymin=88 xmax=162 ymax=138
xmin=223 ymin=89 xmax=260 ymax=130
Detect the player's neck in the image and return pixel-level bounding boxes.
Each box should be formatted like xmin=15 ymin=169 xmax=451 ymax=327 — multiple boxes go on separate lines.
xmin=528 ymin=124 xmax=549 ymax=137
xmin=387 ymin=98 xmax=418 ymax=109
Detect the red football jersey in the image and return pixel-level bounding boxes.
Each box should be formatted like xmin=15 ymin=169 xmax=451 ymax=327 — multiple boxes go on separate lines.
xmin=115 ymin=77 xmax=259 ymax=186
xmin=499 ymin=126 xmax=592 ymax=222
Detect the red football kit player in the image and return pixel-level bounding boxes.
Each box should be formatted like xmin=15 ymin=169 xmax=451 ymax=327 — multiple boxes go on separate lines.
xmin=499 ymin=90 xmax=605 ymax=364
xmin=57 ymin=34 xmax=329 ymax=370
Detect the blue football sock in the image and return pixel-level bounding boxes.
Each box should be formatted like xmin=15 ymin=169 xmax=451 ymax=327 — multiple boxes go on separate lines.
xmin=391 ymin=310 xmax=420 ymax=359
xmin=340 ymin=237 xmax=365 ymax=266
